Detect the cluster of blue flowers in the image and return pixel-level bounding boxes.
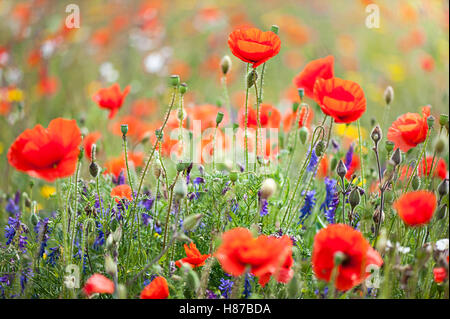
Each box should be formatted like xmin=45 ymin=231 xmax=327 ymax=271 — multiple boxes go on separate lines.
xmin=298 ymin=190 xmax=316 ymax=225
xmin=320 ymin=177 xmax=339 ymax=224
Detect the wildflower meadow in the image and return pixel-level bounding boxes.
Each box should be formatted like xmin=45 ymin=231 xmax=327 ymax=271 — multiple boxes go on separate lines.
xmin=0 ymin=0 xmax=449 ymax=308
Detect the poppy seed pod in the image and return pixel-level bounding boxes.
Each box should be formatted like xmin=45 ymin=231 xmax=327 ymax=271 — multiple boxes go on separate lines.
xmin=433 ymin=137 xmax=447 ymax=155
xmin=216 ymin=111 xmax=224 ymax=125
xmin=229 ymin=171 xmax=238 ymax=183
xmin=120 ymin=124 xmax=128 ymax=136
xmin=298 ymin=88 xmax=305 ymax=101
xmin=260 ymin=178 xmax=277 ymax=199
xmin=333 ymin=251 xmax=346 ymax=266
xmin=385 ymin=141 xmax=395 ymax=153
xmin=439 ymin=114 xmax=448 ymax=127
xmin=179 ymin=82 xmax=188 ymax=95
xmin=391 ymin=148 xmax=401 ymax=166
xmin=384 ymin=86 xmax=394 ymax=105
xmin=186 ymin=269 xmax=200 ymax=291
xmin=292 ymin=102 xmax=300 ymax=113
xmin=170 ymin=74 xmax=180 ymax=87
xmin=427 ymin=115 xmax=435 ymax=129
xmin=247 ymin=69 xmax=258 ymax=88
xmin=371 ymin=126 xmax=382 ymax=144
xmin=336 ymin=160 xmax=347 ymax=178
xmin=270 ymin=24 xmax=279 ymax=34
xmin=220 ymin=55 xmax=232 ymax=75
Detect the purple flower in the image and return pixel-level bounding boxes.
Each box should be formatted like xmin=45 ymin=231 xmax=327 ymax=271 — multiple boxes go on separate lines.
xmin=260 ymin=198 xmax=269 ymax=216
xmin=112 ymin=170 xmax=125 ymax=185
xmin=206 ymin=289 xmax=218 ymax=299
xmin=306 ymin=146 xmax=319 ymax=173
xmin=345 ymin=144 xmax=354 ymax=170
xmin=34 ymin=217 xmax=50 ymax=257
xmin=5 ymin=192 xmax=20 ymax=215
xmin=299 ymin=190 xmax=316 ymax=225
xmin=320 ymin=177 xmax=339 ymax=224
xmin=219 ymin=278 xmax=234 ymax=299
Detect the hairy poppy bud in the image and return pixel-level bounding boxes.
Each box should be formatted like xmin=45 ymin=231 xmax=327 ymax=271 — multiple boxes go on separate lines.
xmin=391 ymin=148 xmax=401 ymax=166
xmin=78 ymin=146 xmax=84 ymax=161
xmin=438 ymin=179 xmax=448 ymax=197
xmin=260 ymin=178 xmax=277 ymax=199
xmin=229 ymin=171 xmax=238 ymax=183
xmin=349 ymin=188 xmax=361 ymax=211
xmin=385 ymin=141 xmax=395 ymax=153
xmin=216 ymin=111 xmax=224 ymax=125
xmin=220 ymin=55 xmax=232 ymax=75
xmin=186 ymin=269 xmax=200 ymax=291
xmin=105 ymin=255 xmax=117 ymax=276
xmin=436 ymin=205 xmax=447 ymax=220
xmin=371 ymin=126 xmax=382 ymax=144
xmin=30 ymin=213 xmax=39 ymax=227
xmin=298 ymin=88 xmax=304 ymax=101
xmin=384 ymin=86 xmax=394 ymax=105
xmin=89 ymin=162 xmax=99 ymax=178
xmin=336 ymin=160 xmax=347 ymax=178
xmin=412 ymin=175 xmax=420 ymax=190
xmin=439 ymin=114 xmax=449 ymax=127
xmin=433 ymin=137 xmax=447 ymax=155
xmin=315 ymin=141 xmax=325 ymax=157
xmin=270 ymin=24 xmax=279 ymax=34
xmin=373 ymin=209 xmax=385 ymax=225
xmin=247 ymin=69 xmax=258 ymax=89
xmin=299 ymin=127 xmax=308 ymax=145
xmin=174 ymin=180 xmax=188 ymax=199
xmin=170 ymin=74 xmax=180 ymax=87
xmin=179 ymin=82 xmax=188 ymax=95
xmin=427 ymin=115 xmax=435 ymax=129
xmin=182 ymin=214 xmax=203 ymax=232
xmin=121 ymin=124 xmax=128 ymax=136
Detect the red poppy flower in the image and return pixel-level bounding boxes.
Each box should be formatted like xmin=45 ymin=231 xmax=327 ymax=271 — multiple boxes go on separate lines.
xmin=228 ymin=28 xmax=281 ymax=68
xmin=238 ymin=103 xmax=281 ymax=129
xmin=433 ymin=267 xmax=447 ymax=283
xmin=345 ymin=154 xmax=360 ymax=180
xmin=83 ymin=132 xmax=101 ymax=161
xmin=214 ymin=228 xmax=292 ymax=279
xmin=110 ymin=184 xmax=133 ymax=202
xmin=104 ymin=152 xmax=144 ymax=178
xmin=258 ymin=250 xmax=294 ymax=287
xmin=313 ymin=77 xmax=366 ymax=124
xmin=8 ymin=118 xmax=81 ymax=182
xmin=393 ymin=191 xmax=437 ymax=226
xmin=185 ymin=104 xmax=229 ymax=131
xmin=312 ymin=224 xmax=383 ymax=291
xmin=92 ymin=83 xmax=130 ymax=119
xmin=83 ymin=274 xmax=114 ymax=296
xmin=387 ymin=106 xmax=430 ymax=152
xmin=317 ymin=155 xmax=329 ymax=179
xmin=175 ymin=242 xmax=211 ymax=268
xmin=140 ymin=276 xmax=169 ymax=299
xmin=419 ymin=156 xmax=447 ymax=180
xmin=293 ymin=56 xmax=334 ymax=99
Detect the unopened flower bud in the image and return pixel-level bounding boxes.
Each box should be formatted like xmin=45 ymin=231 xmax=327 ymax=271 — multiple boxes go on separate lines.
xmin=298 ymin=88 xmax=304 ymax=101
xmin=170 ymin=74 xmax=180 ymax=87
xmin=438 ymin=179 xmax=448 ymax=197
xmin=216 ymin=111 xmax=224 ymax=125
xmin=315 ymin=141 xmax=325 ymax=157
xmin=174 ymin=180 xmax=188 ymax=199
xmin=182 ymin=214 xmax=203 ymax=232
xmin=292 ymin=102 xmax=299 ymax=113
xmin=385 ymin=141 xmax=395 ymax=153
xmin=89 ymin=162 xmax=99 ymax=178
xmin=412 ymin=175 xmax=420 ymax=190
xmin=30 ymin=213 xmax=39 ymax=227
xmin=436 ymin=205 xmax=447 ymax=220
xmin=112 ymin=226 xmax=122 ymax=243
xmin=260 ymin=178 xmax=277 ymax=199
xmin=371 ymin=126 xmax=382 ymax=144
xmin=247 ymin=69 xmax=258 ymax=89
xmin=299 ymin=127 xmax=308 ymax=145
xmin=270 ymin=24 xmax=279 ymax=34
xmin=78 ymin=147 xmax=84 ymax=161
xmin=229 ymin=171 xmax=238 ymax=183
xmin=427 ymin=115 xmax=435 ymax=129
xmin=153 ymin=162 xmax=162 ymax=179
xmin=433 ymin=137 xmax=447 ymax=155
xmin=391 ymin=148 xmax=401 ymax=166
xmin=334 ymin=251 xmax=346 ymax=266
xmin=336 ymin=160 xmax=347 ymax=178
xmin=179 ymin=82 xmax=188 ymax=95
xmin=349 ymin=188 xmax=361 ymax=211
xmin=439 ymin=114 xmax=448 ymax=127
xmin=186 ymin=269 xmax=200 ymax=291
xmin=220 ymin=55 xmax=232 ymax=75
xmin=121 ymin=124 xmax=128 ymax=136
xmin=373 ymin=209 xmax=385 ymax=225
xmin=384 ymin=86 xmax=394 ymax=105
xmin=105 ymin=255 xmax=117 ymax=276
xmin=176 ymin=162 xmax=187 ymax=173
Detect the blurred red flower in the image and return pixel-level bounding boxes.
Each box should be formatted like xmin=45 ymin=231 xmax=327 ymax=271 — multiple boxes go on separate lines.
xmin=387 ymin=106 xmax=430 ymax=153
xmin=140 ymin=276 xmax=169 ymax=299
xmin=258 ymin=250 xmax=294 ymax=287
xmin=83 ymin=132 xmax=102 ymax=161
xmin=238 ymin=103 xmax=281 ymax=129
xmin=314 ymin=77 xmax=366 ymax=124
xmin=312 ymin=224 xmax=383 ymax=291
xmin=92 ymin=83 xmax=130 ymax=119
xmin=83 ymin=274 xmax=114 ymax=296
xmin=293 ymin=56 xmax=334 ymax=99
xmin=393 ymin=191 xmax=437 ymax=226
xmin=8 ymin=118 xmax=81 ymax=182
xmin=175 ymin=242 xmax=211 ymax=268
xmin=228 ymin=28 xmax=281 ymax=68
xmin=110 ymin=184 xmax=132 ymax=202
xmin=433 ymin=267 xmax=447 ymax=283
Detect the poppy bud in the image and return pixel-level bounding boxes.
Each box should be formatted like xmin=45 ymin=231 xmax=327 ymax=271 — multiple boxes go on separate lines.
xmin=373 ymin=209 xmax=385 ymax=225
xmin=216 ymin=111 xmax=224 ymax=125
xmin=299 ymin=127 xmax=308 ymax=145
xmin=330 ymin=157 xmax=338 ymax=172
xmin=117 ymin=284 xmax=127 ymax=299
xmin=412 ymin=175 xmax=420 ymax=190
xmin=433 ymin=137 xmax=447 ymax=155
xmin=112 ymin=226 xmax=122 ymax=243
xmin=260 ymin=178 xmax=277 ymax=199
xmin=30 ymin=213 xmax=38 ymax=227
xmin=247 ymin=69 xmax=258 ymax=89
xmin=438 ymin=179 xmax=448 ymax=197
xmin=439 ymin=114 xmax=448 ymax=127
xmin=333 ymin=251 xmax=346 ymax=266
xmin=385 ymin=141 xmax=395 ymax=153
xmin=176 ymin=162 xmax=188 ymax=172
xmin=371 ymin=126 xmax=382 ymax=144
xmin=220 ymin=55 xmax=232 ymax=75
xmin=105 ymin=255 xmax=117 ymax=276
xmin=270 ymin=24 xmax=279 ymax=34
xmin=336 ymin=160 xmax=347 ymax=178
xmin=435 ymin=205 xmax=447 ymax=220
xmin=298 ymin=88 xmax=304 ymax=101
xmin=89 ymin=162 xmax=99 ymax=178
xmin=78 ymin=146 xmax=84 ymax=161
xmin=292 ymin=102 xmax=299 ymax=113
xmin=170 ymin=74 xmax=180 ymax=87
xmin=229 ymin=171 xmax=238 ymax=183
xmin=179 ymin=82 xmax=188 ymax=95
xmin=315 ymin=141 xmax=325 ymax=157
xmin=175 ymin=233 xmax=192 ymax=242
xmin=153 ymin=162 xmax=162 ymax=179
xmin=427 ymin=115 xmax=435 ymax=129
xmin=186 ymin=269 xmax=200 ymax=291
xmin=182 ymin=214 xmax=203 ymax=232
xmin=384 ymin=86 xmax=394 ymax=105
xmin=121 ymin=124 xmax=128 ymax=136
xmin=349 ymin=188 xmax=361 ymax=211
xmin=391 ymin=148 xmax=401 ymax=166
xmin=174 ymin=180 xmax=188 ymax=199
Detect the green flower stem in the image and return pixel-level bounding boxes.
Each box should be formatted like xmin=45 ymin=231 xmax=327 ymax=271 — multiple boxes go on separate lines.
xmin=244 ymin=63 xmax=250 ymax=172
xmin=404 ymin=128 xmax=432 ymax=193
